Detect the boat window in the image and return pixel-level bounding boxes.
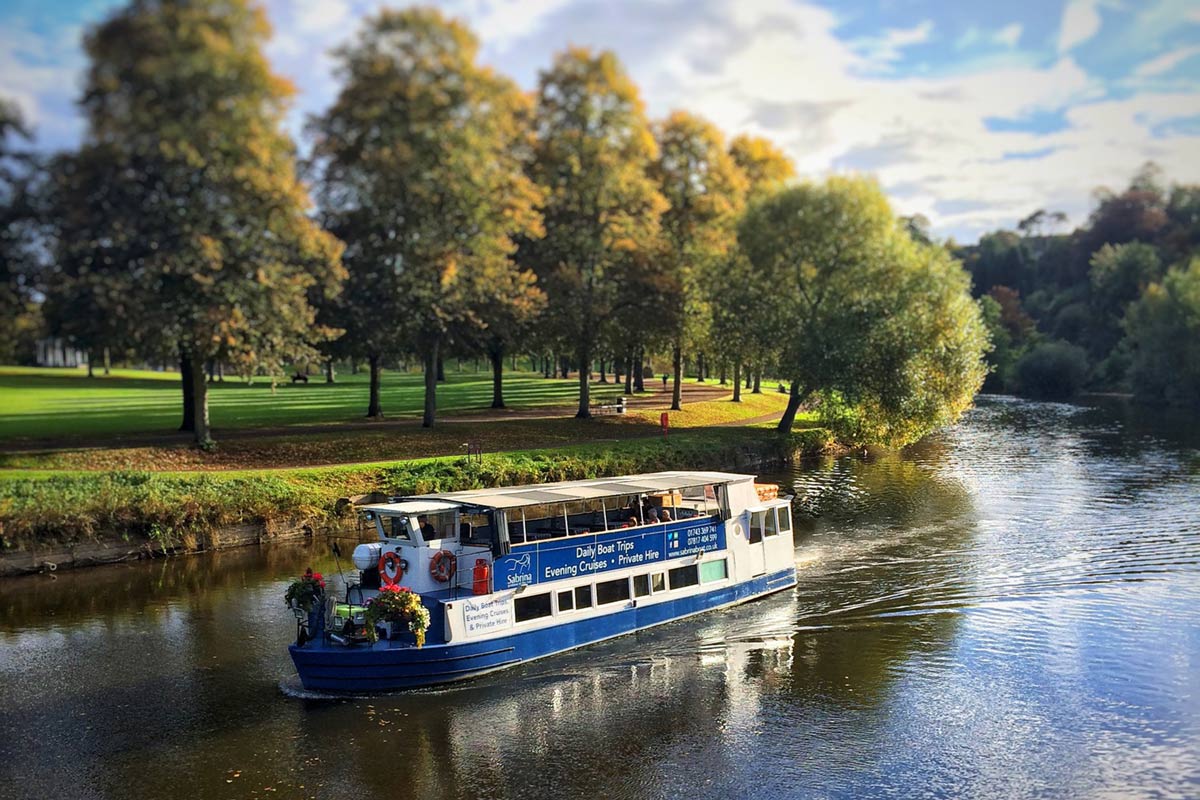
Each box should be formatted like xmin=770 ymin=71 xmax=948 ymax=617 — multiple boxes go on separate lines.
xmin=575 ymin=585 xmax=593 ymax=609
xmin=651 ymin=573 xmax=666 ymax=593
xmin=668 ymin=564 xmax=699 ymax=590
xmin=679 ymin=485 xmax=719 ymax=520
xmin=764 ymin=508 xmax=779 ymax=537
xmin=633 ymin=573 xmax=651 ymax=597
xmin=416 ymin=512 xmax=455 ymax=541
xmin=648 ymin=490 xmax=681 ymax=523
xmin=557 ymin=590 xmax=574 ymax=613
xmin=514 ymin=592 xmax=553 ymax=622
xmin=385 ymin=516 xmax=412 ymax=541
xmin=700 ymin=559 xmax=728 ymax=583
xmin=564 ymin=499 xmax=608 ymax=534
xmin=778 ymin=505 xmax=792 ymax=533
xmin=596 ymin=577 xmax=631 ymax=605
xmin=609 ymin=495 xmax=642 ymax=528
xmin=460 ymin=512 xmax=493 ymax=547
xmin=518 ymin=503 xmax=569 ymax=541
xmin=749 ymin=511 xmax=765 ymax=544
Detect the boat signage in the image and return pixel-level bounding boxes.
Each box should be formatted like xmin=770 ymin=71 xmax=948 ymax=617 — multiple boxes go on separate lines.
xmin=462 ymin=593 xmax=514 ymax=635
xmin=495 ymin=518 xmax=726 ymax=588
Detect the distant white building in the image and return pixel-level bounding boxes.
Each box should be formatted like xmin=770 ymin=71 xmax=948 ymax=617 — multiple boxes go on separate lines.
xmin=36 ymin=338 xmax=88 ymax=368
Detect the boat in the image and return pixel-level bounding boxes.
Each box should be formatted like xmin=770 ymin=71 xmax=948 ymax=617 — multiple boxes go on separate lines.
xmin=287 ymin=470 xmax=797 ymax=692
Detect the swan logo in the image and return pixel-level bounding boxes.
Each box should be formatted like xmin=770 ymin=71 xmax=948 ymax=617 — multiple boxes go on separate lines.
xmin=503 ymin=552 xmax=533 ymax=587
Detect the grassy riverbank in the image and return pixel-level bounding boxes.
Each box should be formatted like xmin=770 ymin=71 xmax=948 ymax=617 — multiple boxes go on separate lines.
xmin=0 ymin=427 xmax=830 ymax=558
xmin=0 ymin=366 xmax=604 ymax=440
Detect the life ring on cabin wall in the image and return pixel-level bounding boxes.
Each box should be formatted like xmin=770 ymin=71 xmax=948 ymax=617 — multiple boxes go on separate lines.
xmin=378 ymin=551 xmax=404 ymax=587
xmin=430 ymin=550 xmax=457 ymax=583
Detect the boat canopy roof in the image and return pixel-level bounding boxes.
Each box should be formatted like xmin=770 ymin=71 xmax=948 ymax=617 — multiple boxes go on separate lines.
xmin=408 ymin=470 xmax=755 ymax=511
xmin=359 ymin=500 xmax=462 ymax=516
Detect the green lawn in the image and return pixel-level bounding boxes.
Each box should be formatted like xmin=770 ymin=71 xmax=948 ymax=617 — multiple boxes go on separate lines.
xmin=0 ymin=366 xmax=608 ymax=440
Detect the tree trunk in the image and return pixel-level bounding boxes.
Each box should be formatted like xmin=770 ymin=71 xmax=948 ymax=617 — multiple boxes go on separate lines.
xmin=696 ymin=352 xmax=704 ymax=382
xmin=367 ymin=353 xmax=383 ymax=418
xmin=776 ymin=382 xmax=811 ymax=434
xmin=671 ymin=343 xmax=682 ymax=411
xmin=635 ymin=347 xmax=645 ymax=393
xmin=351 ymin=358 xmax=359 ymax=375
xmin=103 ymin=347 xmax=111 ymax=376
xmin=206 ymin=359 xmax=216 ymax=384
xmin=436 ymin=354 xmax=446 ymax=383
xmin=624 ymin=350 xmax=634 ymax=394
xmin=732 ymin=361 xmax=742 ymax=402
xmin=575 ymin=344 xmax=591 ymax=419
xmin=325 ymin=359 xmax=335 ymax=384
xmin=719 ymin=361 xmax=727 ymax=386
xmin=753 ymin=369 xmax=762 ymax=394
xmin=560 ymin=356 xmax=569 ymax=379
xmin=423 ymin=340 xmax=439 ymax=428
xmin=745 ymin=369 xmax=752 ymax=389
xmin=216 ymin=361 xmax=224 ymax=382
xmin=86 ymin=350 xmax=95 ymax=378
xmin=190 ymin=353 xmax=212 ymax=447
xmin=179 ymin=349 xmax=195 ymax=432
xmin=490 ymin=346 xmax=505 ymax=409
xmin=598 ymin=359 xmax=607 ymax=383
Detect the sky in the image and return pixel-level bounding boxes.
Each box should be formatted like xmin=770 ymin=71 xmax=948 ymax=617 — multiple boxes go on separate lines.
xmin=2 ymin=0 xmax=1199 ymax=242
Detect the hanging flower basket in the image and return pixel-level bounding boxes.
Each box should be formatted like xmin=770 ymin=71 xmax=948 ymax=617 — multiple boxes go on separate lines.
xmin=284 ymin=568 xmax=326 ymax=613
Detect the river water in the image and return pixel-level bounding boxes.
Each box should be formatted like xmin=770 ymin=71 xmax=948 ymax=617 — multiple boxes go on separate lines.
xmin=1 ymin=396 xmax=1198 ymax=799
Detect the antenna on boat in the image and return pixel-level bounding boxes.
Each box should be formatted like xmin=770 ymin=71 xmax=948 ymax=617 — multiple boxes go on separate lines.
xmin=331 ymin=539 xmax=349 ymax=600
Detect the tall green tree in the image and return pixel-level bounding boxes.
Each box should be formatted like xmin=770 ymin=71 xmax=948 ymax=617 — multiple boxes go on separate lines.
xmin=0 ymin=99 xmax=43 ymax=365
xmin=524 ymin=47 xmax=666 ymax=418
xmin=740 ymin=177 xmax=986 ymax=442
xmin=1122 ymin=258 xmax=1200 ymax=408
xmin=55 ymin=0 xmax=344 ymax=445
xmin=312 ymin=8 xmax=542 ymax=426
xmin=715 ymin=134 xmax=795 ymax=400
xmin=651 ymin=111 xmax=747 ymax=410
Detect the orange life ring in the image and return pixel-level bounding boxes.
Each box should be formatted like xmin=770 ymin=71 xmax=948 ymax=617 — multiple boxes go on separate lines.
xmin=430 ymin=549 xmax=457 ymax=583
xmin=378 ymin=551 xmax=404 ymax=587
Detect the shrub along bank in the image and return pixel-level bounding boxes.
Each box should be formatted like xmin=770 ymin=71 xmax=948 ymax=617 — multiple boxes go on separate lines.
xmin=0 ymin=427 xmax=829 ymax=571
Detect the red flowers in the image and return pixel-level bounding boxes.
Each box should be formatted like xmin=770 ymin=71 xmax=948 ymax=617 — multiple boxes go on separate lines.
xmin=303 ymin=567 xmax=326 ymax=589
xmin=380 ymin=584 xmax=413 ymax=594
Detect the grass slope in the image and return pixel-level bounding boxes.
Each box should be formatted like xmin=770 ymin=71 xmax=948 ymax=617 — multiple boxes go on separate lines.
xmin=0 ymin=367 xmax=606 ymax=440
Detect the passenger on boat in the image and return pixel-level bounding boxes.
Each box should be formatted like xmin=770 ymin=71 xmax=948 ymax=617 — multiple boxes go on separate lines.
xmin=417 ymin=515 xmax=437 ymax=538
xmin=660 ymin=508 xmax=673 ymax=522
xmin=646 ymin=506 xmax=660 ymax=524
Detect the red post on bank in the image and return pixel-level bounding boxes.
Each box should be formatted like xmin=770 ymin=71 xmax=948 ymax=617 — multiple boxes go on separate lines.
xmin=660 ymin=412 xmax=669 ymax=439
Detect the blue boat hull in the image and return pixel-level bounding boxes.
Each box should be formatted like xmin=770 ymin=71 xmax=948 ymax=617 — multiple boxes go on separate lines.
xmin=289 ymin=567 xmax=797 ymax=692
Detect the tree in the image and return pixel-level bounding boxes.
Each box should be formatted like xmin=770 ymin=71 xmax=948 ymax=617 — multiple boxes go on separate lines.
xmin=740 ymin=177 xmax=987 ymax=443
xmin=56 ymin=0 xmax=344 ymax=445
xmin=650 ymin=111 xmax=746 ymax=410
xmin=1014 ymin=341 xmax=1089 ymax=400
xmin=1122 ymin=259 xmax=1200 ymax=408
xmin=1087 ymin=242 xmax=1164 ymax=361
xmin=714 ymin=134 xmax=795 ymax=401
xmin=311 ymin=8 xmax=541 ymax=427
xmin=524 ymin=48 xmax=666 ymax=419
xmin=728 ymin=134 xmax=795 ymax=201
xmin=0 ymin=99 xmax=44 ymax=365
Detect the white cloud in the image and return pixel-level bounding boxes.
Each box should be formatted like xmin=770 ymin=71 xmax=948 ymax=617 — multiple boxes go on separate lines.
xmin=1059 ymin=0 xmax=1102 ymax=52
xmin=852 ymin=20 xmax=934 ymax=66
xmin=996 ymin=24 xmax=1023 ymax=48
xmin=958 ymin=23 xmax=1023 ymax=50
xmin=1133 ymin=45 xmax=1200 ymax=77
